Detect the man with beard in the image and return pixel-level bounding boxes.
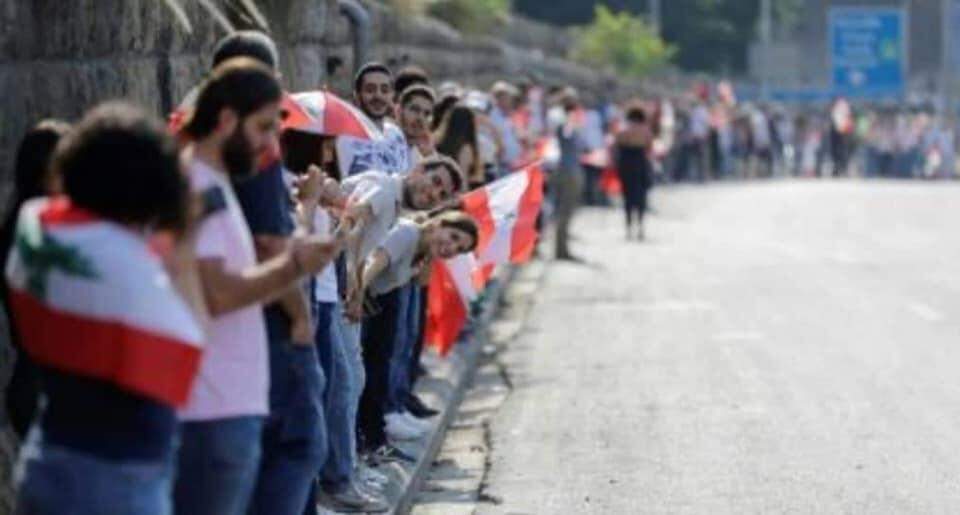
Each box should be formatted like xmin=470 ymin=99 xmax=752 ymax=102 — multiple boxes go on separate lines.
xmin=384 ymin=84 xmax=441 ymax=442
xmin=354 ymin=62 xmax=394 ymax=133
xmin=173 ymin=58 xmax=340 ymax=515
xmin=201 ymin=32 xmax=335 ymax=515
xmin=351 ymin=62 xmax=415 ymax=176
xmin=335 ymin=155 xmax=465 ymax=465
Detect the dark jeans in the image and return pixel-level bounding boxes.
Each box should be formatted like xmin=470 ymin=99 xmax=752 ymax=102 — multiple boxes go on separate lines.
xmin=387 ymin=283 xmax=420 ymax=413
xmin=16 ymin=428 xmax=175 ymax=515
xmin=408 ymin=285 xmax=429 ymax=384
xmin=174 ymin=416 xmax=264 ymax=515
xmin=358 ymin=289 xmax=401 ymax=451
xmin=248 ymin=342 xmax=327 ymax=515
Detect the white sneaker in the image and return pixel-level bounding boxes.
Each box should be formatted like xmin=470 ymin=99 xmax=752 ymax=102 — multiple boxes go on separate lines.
xmin=399 ymin=410 xmax=432 ymax=432
xmin=357 ymin=464 xmax=390 ymax=486
xmin=384 ymin=412 xmax=428 ymax=440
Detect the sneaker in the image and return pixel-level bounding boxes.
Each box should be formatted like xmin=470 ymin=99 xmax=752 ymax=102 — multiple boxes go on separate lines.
xmin=399 ymin=410 xmax=432 ymax=431
xmin=371 ymin=443 xmax=416 ymax=464
xmin=406 ymin=393 xmax=439 ymax=418
xmin=354 ymin=476 xmax=385 ymax=496
xmin=384 ymin=412 xmax=427 ymax=441
xmin=357 ymin=463 xmax=390 ymax=486
xmin=319 ymin=483 xmax=389 ymax=513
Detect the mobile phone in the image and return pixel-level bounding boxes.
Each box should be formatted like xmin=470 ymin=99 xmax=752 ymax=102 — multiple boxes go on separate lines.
xmin=200 ymin=186 xmax=227 ymax=219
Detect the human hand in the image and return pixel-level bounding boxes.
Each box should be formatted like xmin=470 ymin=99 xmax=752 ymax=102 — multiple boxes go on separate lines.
xmin=291 ymin=314 xmax=314 ymax=346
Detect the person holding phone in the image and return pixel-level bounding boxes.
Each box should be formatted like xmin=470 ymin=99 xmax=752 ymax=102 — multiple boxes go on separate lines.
xmin=173 ymin=57 xmax=341 ymax=515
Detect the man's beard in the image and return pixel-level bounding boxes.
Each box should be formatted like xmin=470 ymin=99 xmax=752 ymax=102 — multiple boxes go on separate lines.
xmin=223 ymin=126 xmax=255 ymax=179
xmin=362 ymin=98 xmax=389 ymax=121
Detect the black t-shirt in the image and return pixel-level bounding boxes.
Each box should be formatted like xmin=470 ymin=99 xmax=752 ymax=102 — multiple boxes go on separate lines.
xmin=233 ymin=162 xmax=296 ymax=341
xmin=41 ymin=369 xmax=176 ymax=461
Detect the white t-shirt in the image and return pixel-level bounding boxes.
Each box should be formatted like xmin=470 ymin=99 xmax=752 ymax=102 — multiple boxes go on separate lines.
xmin=180 ymin=159 xmax=269 ymax=421
xmin=369 ymin=219 xmax=420 ymax=296
xmin=341 ymin=170 xmax=404 ymax=265
xmin=312 ymin=208 xmax=339 ymax=303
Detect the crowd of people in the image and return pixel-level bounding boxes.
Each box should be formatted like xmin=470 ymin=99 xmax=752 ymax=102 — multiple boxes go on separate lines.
xmin=617 ymin=88 xmax=960 ymax=183
xmin=0 ymin=28 xmax=662 ymax=515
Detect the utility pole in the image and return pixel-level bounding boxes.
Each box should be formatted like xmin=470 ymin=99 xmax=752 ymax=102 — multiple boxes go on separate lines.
xmin=760 ymin=0 xmax=772 ymax=101
xmin=649 ymin=0 xmax=661 ymax=38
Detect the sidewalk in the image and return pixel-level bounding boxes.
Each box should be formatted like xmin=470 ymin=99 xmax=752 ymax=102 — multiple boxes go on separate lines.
xmin=317 ymin=266 xmax=518 ymax=515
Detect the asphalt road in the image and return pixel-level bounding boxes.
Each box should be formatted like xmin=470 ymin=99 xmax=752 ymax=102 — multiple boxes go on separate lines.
xmin=478 ymin=180 xmax=960 ymax=515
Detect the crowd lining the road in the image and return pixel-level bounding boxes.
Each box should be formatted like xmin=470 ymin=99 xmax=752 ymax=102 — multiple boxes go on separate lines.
xmin=0 ymin=29 xmax=672 ymax=515
xmin=6 ymin=26 xmax=955 ymax=514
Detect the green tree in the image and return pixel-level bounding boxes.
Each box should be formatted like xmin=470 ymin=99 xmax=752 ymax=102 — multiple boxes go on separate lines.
xmin=517 ymin=0 xmax=804 ymax=74
xmin=571 ymin=5 xmax=674 ymax=78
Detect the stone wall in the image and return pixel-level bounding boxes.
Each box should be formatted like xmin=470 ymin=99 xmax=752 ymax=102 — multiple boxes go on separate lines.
xmin=0 ymin=2 xmax=608 ymax=511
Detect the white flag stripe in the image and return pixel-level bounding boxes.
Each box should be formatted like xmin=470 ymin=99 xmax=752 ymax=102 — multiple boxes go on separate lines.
xmin=7 ymin=205 xmax=203 ymax=347
xmin=444 ymin=254 xmax=478 ymax=308
xmin=480 ymin=171 xmax=529 ymax=266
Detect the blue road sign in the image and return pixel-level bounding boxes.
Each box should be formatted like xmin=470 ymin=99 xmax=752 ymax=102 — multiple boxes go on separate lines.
xmin=829 ymin=7 xmax=906 ymax=99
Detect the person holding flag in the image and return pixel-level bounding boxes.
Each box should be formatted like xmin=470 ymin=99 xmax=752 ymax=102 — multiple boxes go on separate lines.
xmin=349 ymin=210 xmax=478 ymax=446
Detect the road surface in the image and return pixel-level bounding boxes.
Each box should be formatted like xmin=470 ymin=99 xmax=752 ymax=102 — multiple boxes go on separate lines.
xmin=477 ymin=180 xmax=960 ymax=514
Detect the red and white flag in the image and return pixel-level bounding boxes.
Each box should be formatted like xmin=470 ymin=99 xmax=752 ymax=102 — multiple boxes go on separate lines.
xmin=5 ymin=198 xmax=205 ymax=406
xmin=424 ymin=253 xmax=478 ymax=356
xmin=462 ymin=162 xmax=545 ymax=285
xmin=425 ymin=164 xmax=545 ymax=355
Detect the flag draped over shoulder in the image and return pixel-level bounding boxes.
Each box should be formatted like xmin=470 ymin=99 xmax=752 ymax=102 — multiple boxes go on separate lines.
xmin=5 ymin=198 xmax=204 ymax=406
xmin=425 ymin=163 xmax=545 ymax=356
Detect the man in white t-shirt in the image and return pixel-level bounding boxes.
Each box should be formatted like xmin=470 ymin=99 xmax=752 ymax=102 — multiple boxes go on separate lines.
xmin=333 ymin=155 xmax=464 ymax=463
xmin=385 ymin=83 xmax=440 ymax=439
xmin=172 ymin=58 xmax=340 ymax=515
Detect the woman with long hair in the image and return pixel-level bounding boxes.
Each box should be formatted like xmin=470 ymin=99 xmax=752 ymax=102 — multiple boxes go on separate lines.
xmin=614 ymin=103 xmax=655 ymax=240
xmin=434 ymin=106 xmax=484 ymax=189
xmin=2 ymin=119 xmax=71 ymax=439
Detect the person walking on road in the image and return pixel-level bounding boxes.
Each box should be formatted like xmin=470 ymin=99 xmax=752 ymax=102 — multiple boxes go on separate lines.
xmin=614 ymin=103 xmax=654 ymax=241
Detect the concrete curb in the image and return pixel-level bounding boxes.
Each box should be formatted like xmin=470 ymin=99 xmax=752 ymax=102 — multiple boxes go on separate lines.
xmin=383 ymin=267 xmax=517 ymax=515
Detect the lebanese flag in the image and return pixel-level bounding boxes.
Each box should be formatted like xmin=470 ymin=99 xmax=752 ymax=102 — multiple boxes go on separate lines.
xmin=424 ymin=254 xmax=478 ymax=356
xmin=5 ymin=198 xmax=205 ymax=406
xmin=425 ymin=164 xmax=545 ymax=355
xmin=461 ymin=162 xmax=545 ymax=285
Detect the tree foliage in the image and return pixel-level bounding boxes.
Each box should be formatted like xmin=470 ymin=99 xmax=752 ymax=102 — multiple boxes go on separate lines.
xmin=571 ymin=6 xmax=674 ymax=78
xmin=516 ymin=0 xmax=804 ymax=74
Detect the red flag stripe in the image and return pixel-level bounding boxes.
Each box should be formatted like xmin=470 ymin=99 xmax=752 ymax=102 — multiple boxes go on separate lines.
xmin=510 ymin=166 xmax=544 ymax=263
xmin=9 ymin=289 xmax=202 ymax=406
xmin=425 ymin=260 xmax=468 ymax=356
xmin=38 ymin=198 xmax=99 ymax=226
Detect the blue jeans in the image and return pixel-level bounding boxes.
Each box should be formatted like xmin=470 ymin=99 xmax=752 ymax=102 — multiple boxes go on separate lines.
xmin=16 ymin=428 xmax=174 ymax=515
xmin=387 ymin=284 xmax=420 ymax=413
xmin=335 ymin=305 xmax=364 ymax=458
xmin=173 ymin=416 xmax=264 ymax=515
xmin=313 ymin=301 xmax=356 ymax=494
xmin=248 ymin=342 xmax=327 ymax=515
